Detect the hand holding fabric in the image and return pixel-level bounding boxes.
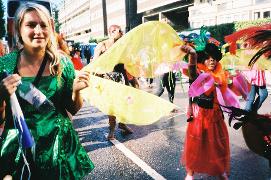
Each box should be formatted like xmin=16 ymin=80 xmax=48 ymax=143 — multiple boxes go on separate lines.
xmin=0 ymin=74 xmax=21 ymax=101
xmin=73 ymin=70 xmax=90 ymax=93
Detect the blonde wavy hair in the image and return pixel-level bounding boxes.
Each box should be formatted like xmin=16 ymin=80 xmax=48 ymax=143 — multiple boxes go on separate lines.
xmin=14 ymin=2 xmax=61 ymax=75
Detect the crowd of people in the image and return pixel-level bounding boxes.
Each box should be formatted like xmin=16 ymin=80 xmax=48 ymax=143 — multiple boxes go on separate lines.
xmin=0 ymin=2 xmax=270 ymax=180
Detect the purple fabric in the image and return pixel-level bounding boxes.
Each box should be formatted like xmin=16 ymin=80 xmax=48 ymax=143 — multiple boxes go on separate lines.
xmin=233 ymin=73 xmax=250 ymax=100
xmin=188 ymin=73 xmax=215 ymax=97
xmin=216 ymin=87 xmax=240 ymax=108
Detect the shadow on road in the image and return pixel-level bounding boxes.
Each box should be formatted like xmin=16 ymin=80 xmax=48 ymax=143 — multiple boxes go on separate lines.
xmin=72 ymin=106 xmax=184 ymax=152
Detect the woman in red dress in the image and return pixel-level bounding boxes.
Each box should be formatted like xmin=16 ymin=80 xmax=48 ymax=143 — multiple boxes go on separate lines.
xmin=180 ymin=43 xmax=230 ymax=180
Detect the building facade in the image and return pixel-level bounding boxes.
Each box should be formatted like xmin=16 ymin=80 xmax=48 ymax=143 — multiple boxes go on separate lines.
xmin=59 ymin=0 xmax=271 ymax=42
xmin=59 ymin=0 xmax=193 ymax=42
xmin=59 ymin=0 xmax=139 ymax=43
xmin=58 ymin=0 xmax=91 ymax=43
xmin=138 ymin=0 xmax=193 ymax=30
xmin=189 ymin=0 xmax=271 ymax=28
xmin=88 ymin=1 xmax=104 ymax=38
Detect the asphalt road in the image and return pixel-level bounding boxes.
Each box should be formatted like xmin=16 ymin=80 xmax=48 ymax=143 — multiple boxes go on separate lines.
xmin=72 ymin=80 xmax=271 ymax=180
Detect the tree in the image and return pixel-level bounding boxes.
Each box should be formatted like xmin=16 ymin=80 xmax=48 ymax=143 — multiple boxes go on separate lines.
xmin=0 ymin=0 xmax=6 ymax=39
xmin=52 ymin=6 xmax=60 ymax=33
xmin=89 ymin=37 xmax=97 ymax=44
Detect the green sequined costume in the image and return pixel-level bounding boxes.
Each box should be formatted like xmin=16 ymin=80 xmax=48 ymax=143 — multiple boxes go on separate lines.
xmin=0 ymin=51 xmax=94 ymax=179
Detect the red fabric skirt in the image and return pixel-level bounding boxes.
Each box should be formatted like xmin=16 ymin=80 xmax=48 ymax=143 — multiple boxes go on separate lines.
xmin=182 ymin=103 xmax=230 ymax=176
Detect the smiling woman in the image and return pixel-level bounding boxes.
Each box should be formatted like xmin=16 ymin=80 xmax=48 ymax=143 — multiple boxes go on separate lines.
xmin=0 ymin=2 xmax=94 ymax=179
xmin=17 ymin=9 xmax=50 ymax=51
xmin=6 ymin=0 xmax=53 ymax=50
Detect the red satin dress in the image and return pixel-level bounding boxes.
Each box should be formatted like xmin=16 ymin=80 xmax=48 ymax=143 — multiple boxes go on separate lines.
xmin=182 ymin=65 xmax=230 ymax=176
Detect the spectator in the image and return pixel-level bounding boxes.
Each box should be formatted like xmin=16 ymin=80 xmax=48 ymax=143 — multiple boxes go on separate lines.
xmin=0 ymin=3 xmax=94 ymax=179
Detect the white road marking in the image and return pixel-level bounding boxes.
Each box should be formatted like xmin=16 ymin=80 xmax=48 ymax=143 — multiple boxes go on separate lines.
xmin=73 ymin=111 xmax=106 ymax=120
xmin=109 ymin=137 xmax=167 ymax=180
xmin=75 ymin=106 xmax=187 ymax=180
xmin=76 ymin=123 xmax=108 ymax=132
xmin=166 ymin=112 xmax=185 ymax=120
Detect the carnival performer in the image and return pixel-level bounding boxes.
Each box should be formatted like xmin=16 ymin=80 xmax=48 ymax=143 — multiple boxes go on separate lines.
xmin=0 ymin=3 xmax=94 ymax=179
xmin=180 ymin=43 xmax=230 ymax=180
xmin=93 ymin=24 xmax=133 ymax=140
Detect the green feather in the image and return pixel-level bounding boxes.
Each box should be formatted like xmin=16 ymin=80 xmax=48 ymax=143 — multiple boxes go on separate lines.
xmin=193 ymin=26 xmax=209 ymax=51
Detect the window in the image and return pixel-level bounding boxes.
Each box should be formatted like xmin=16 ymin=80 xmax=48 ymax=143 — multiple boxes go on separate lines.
xmin=263 ymin=11 xmax=270 ymax=18
xmin=254 ymin=12 xmax=260 ymax=19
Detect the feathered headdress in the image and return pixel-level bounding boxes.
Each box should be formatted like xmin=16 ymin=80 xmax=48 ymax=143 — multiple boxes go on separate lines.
xmin=224 ymin=23 xmax=271 ymax=67
xmin=181 ymin=26 xmax=222 ymax=63
xmin=181 ymin=26 xmax=211 ymax=51
xmin=193 ymin=26 xmax=210 ymax=51
xmin=247 ymin=30 xmax=271 ymax=66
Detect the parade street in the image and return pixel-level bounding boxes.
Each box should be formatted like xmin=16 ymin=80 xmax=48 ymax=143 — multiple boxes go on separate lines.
xmin=73 ymin=80 xmax=271 ymax=180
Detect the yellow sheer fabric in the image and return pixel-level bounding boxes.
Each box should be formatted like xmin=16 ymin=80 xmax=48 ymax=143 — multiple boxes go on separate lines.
xmin=79 ymin=21 xmax=184 ymax=125
xmin=83 ymin=21 xmax=185 ymax=78
xmin=80 ymin=75 xmax=178 ymax=125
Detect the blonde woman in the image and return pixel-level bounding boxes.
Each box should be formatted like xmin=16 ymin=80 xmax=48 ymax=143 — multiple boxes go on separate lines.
xmin=0 ymin=3 xmax=94 ymax=179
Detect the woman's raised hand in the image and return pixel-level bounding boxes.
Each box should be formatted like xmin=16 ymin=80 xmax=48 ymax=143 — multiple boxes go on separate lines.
xmin=73 ymin=70 xmax=90 ymax=92
xmin=180 ymin=45 xmax=197 ymax=66
xmin=180 ymin=45 xmax=196 ymax=55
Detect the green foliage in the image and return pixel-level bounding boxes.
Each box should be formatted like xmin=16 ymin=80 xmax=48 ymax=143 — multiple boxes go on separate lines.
xmin=96 ymin=36 xmax=108 ymax=43
xmin=234 ymin=18 xmax=271 ymax=31
xmin=204 ymin=19 xmax=271 ymax=43
xmin=52 ymin=6 xmax=60 ymax=33
xmin=88 ymin=36 xmax=108 ymax=43
xmin=0 ymin=0 xmax=6 ymax=39
xmin=207 ymin=23 xmax=235 ymax=44
xmin=180 ymin=18 xmax=271 ymax=45
xmin=88 ymin=37 xmax=97 ymax=43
